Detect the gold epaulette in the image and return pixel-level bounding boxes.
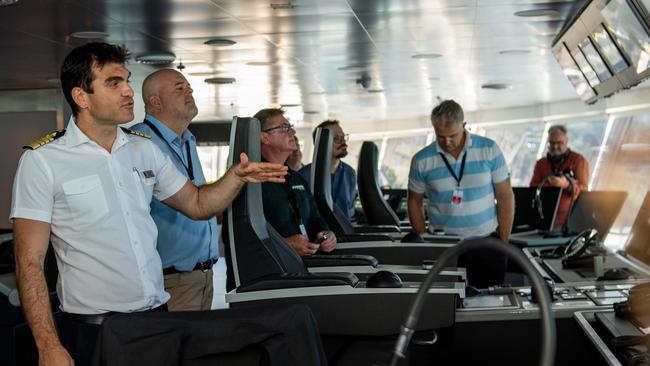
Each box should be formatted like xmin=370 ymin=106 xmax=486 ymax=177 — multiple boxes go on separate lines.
xmin=23 ymin=130 xmax=66 ymax=150
xmin=121 ymin=127 xmax=150 ymax=139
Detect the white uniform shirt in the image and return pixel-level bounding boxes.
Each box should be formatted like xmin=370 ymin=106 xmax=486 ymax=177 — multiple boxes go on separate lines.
xmin=10 ymin=119 xmax=188 ymax=314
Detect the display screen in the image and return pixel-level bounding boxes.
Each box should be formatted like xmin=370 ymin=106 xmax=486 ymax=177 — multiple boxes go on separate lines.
xmin=555 ymin=44 xmax=597 ymax=101
xmin=579 ymin=39 xmax=613 ymax=82
xmin=624 ymin=192 xmax=650 ymax=266
xmin=572 ymin=47 xmax=602 ymax=86
xmin=591 ymin=24 xmax=629 ymax=73
xmin=600 ymin=0 xmax=650 ymax=74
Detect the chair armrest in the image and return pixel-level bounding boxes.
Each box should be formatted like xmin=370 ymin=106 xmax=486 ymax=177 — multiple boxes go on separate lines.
xmin=237 ymin=272 xmax=359 ymax=293
xmin=337 ymin=234 xmax=394 ymax=243
xmin=353 ymin=225 xmax=401 ymax=233
xmin=303 ymin=254 xmax=379 ymax=268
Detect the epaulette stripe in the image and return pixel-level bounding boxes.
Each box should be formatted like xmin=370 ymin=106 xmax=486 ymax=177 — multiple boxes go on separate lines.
xmin=121 ymin=127 xmax=150 ymax=139
xmin=23 ymin=130 xmax=66 ymax=150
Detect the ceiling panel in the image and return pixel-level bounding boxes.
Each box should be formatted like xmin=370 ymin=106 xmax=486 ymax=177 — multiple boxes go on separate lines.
xmin=0 ymin=0 xmax=598 ymax=124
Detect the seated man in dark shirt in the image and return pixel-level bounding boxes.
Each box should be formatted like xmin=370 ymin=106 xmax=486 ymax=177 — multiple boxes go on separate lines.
xmin=254 ymin=108 xmax=337 ymax=256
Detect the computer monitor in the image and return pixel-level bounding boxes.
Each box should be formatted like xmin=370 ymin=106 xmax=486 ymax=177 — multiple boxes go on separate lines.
xmin=623 ymin=191 xmax=650 ymax=266
xmin=513 ymin=187 xmax=562 ymax=231
xmin=566 ymin=191 xmax=628 ymax=238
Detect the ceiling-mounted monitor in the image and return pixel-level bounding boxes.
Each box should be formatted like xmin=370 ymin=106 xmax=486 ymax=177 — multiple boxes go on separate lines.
xmin=599 ymin=0 xmax=650 ymax=74
xmin=571 ymin=47 xmax=601 ymax=87
xmin=579 ymin=38 xmax=613 ymax=83
xmin=555 ymin=43 xmax=597 ymax=102
xmin=591 ymin=23 xmax=630 ymax=73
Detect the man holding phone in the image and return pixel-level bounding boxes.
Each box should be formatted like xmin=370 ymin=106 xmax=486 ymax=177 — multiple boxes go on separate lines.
xmin=254 ymin=107 xmax=337 ymax=256
xmin=530 ymin=124 xmax=589 ymax=229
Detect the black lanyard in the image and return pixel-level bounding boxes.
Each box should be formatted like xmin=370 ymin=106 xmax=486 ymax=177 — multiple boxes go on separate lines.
xmin=144 ymin=120 xmax=194 ymax=180
xmin=282 ymin=172 xmax=303 ymax=223
xmin=439 ymin=151 xmax=467 ymax=187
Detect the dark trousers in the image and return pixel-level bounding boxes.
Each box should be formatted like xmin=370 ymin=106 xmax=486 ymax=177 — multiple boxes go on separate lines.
xmin=457 ymin=248 xmax=508 ymax=289
xmin=60 ymin=305 xmax=168 ymax=366
xmin=60 ymin=316 xmax=101 ymax=366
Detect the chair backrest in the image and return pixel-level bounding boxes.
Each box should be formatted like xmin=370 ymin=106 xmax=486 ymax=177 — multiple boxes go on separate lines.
xmin=357 ymin=141 xmax=401 ymax=226
xmin=225 ymin=117 xmax=307 ymax=288
xmin=310 ymin=128 xmax=355 ymax=236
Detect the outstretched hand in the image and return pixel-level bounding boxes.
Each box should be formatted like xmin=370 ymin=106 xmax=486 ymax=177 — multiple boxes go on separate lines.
xmin=234 ymin=153 xmax=287 ymax=183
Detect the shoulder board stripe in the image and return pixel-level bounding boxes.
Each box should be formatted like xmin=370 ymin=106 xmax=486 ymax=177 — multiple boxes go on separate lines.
xmin=121 ymin=127 xmax=150 ymax=139
xmin=23 ymin=130 xmax=66 ymax=150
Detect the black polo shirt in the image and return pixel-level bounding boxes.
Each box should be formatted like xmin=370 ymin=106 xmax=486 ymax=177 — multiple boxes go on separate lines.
xmin=261 ymin=167 xmax=329 ymax=241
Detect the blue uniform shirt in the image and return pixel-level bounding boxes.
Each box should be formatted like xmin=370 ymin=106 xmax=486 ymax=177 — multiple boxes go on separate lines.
xmin=299 ymin=161 xmax=357 ymax=219
xmin=131 ymin=115 xmax=219 ymax=271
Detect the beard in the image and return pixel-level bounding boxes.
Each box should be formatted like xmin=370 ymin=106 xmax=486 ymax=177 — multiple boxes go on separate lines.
xmin=549 ymin=147 xmax=568 ymax=157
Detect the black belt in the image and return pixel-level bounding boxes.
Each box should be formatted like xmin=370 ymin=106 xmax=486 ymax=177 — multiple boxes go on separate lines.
xmin=63 ymin=303 xmax=168 ymax=326
xmin=163 ymin=258 xmax=217 ymax=275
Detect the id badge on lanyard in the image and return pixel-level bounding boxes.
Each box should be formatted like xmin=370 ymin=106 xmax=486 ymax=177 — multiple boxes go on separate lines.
xmin=298 ymin=222 xmax=308 ymax=236
xmin=439 ymin=151 xmax=467 ymax=207
xmin=451 ymin=188 xmax=463 ymax=206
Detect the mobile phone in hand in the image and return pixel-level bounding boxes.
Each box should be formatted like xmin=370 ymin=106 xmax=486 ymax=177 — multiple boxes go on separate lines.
xmin=315 ymin=233 xmax=328 ymax=244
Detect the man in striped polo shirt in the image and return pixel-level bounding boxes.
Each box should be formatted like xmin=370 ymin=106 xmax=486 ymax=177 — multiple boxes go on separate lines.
xmin=407 ymin=99 xmax=514 ymax=240
xmin=407 ymin=100 xmax=514 ymax=287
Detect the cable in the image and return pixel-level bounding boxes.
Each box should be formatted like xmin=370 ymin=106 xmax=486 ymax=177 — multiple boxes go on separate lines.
xmin=389 ymin=237 xmax=556 ymax=366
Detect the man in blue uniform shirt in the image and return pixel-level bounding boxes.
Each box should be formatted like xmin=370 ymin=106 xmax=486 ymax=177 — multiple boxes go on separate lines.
xmin=299 ymin=120 xmax=357 ymax=220
xmin=131 ymin=69 xmax=219 ymax=311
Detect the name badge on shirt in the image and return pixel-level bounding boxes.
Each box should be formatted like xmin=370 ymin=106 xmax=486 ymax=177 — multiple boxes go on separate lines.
xmin=451 ymin=188 xmax=463 ymax=206
xmin=142 ymin=170 xmax=155 ymax=179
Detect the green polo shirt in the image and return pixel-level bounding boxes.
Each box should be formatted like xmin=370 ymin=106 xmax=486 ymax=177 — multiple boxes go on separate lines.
xmin=261 ymin=168 xmax=329 ymax=241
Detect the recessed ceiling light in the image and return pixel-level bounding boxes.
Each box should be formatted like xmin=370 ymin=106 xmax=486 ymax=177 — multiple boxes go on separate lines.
xmin=188 ymin=71 xmax=219 ymax=77
xmin=135 ymin=52 xmax=176 ymax=65
xmin=481 ymin=82 xmax=511 ymax=90
xmin=204 ymin=38 xmax=236 ymax=46
xmin=337 ymin=64 xmax=367 ymax=71
xmin=70 ymin=31 xmax=110 ymax=39
xmin=204 ymin=77 xmax=236 ymax=84
xmin=0 ymin=0 xmax=20 ymax=6
xmin=246 ymin=60 xmax=277 ymax=66
xmin=514 ymin=9 xmax=559 ymax=17
xmin=270 ymin=2 xmax=294 ymax=9
xmin=499 ymin=49 xmax=531 ymax=55
xmin=412 ymin=53 xmax=443 ymax=59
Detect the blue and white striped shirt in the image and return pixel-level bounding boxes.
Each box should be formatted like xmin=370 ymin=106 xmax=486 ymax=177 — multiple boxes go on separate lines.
xmin=408 ymin=132 xmax=510 ymax=238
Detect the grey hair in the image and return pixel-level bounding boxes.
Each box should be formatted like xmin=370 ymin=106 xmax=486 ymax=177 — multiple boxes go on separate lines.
xmin=431 ymin=99 xmax=464 ymax=127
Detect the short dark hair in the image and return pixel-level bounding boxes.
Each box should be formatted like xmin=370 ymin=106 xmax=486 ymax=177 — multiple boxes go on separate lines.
xmin=548 ymin=124 xmax=567 ymax=135
xmin=431 ymin=99 xmax=464 ymax=126
xmin=253 ymin=108 xmax=285 ymax=130
xmin=312 ymin=119 xmax=340 ymax=142
xmin=60 ymin=42 xmax=130 ymax=116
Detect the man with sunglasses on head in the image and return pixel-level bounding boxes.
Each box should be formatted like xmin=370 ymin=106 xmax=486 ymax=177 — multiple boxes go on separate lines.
xmin=299 ymin=120 xmax=357 ymax=220
xmin=530 ymin=124 xmax=589 ymax=229
xmin=255 ymin=108 xmax=337 ymax=256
